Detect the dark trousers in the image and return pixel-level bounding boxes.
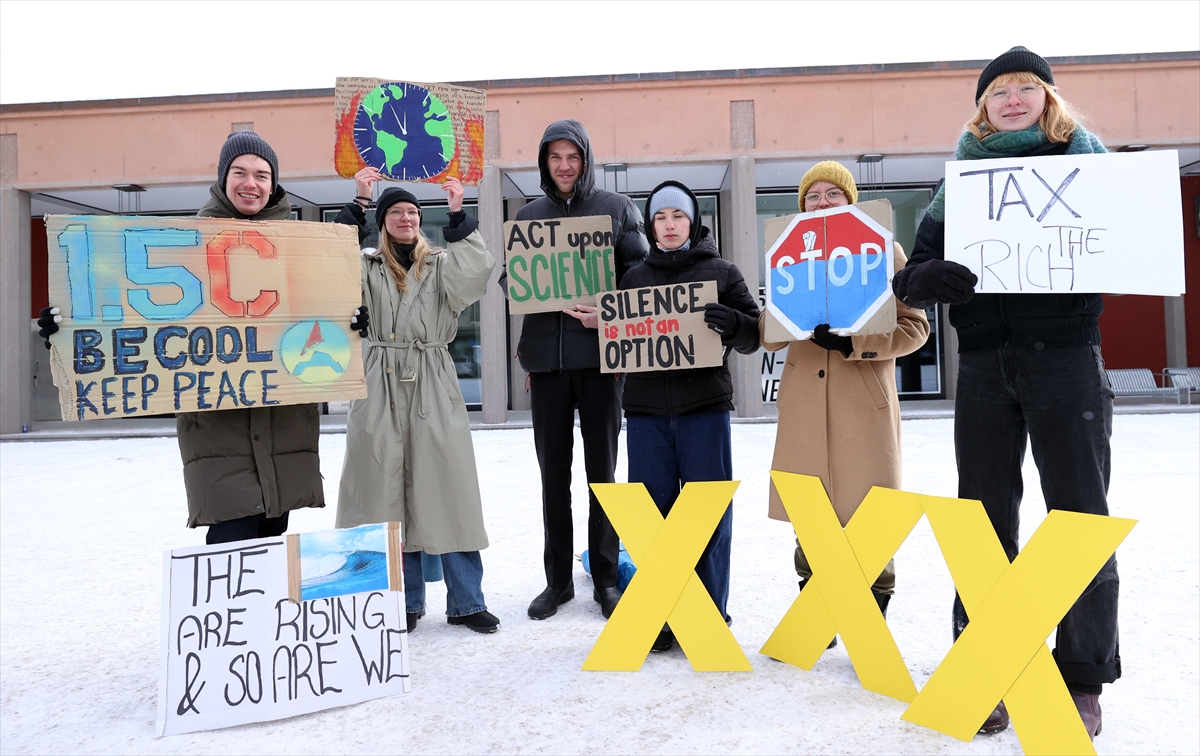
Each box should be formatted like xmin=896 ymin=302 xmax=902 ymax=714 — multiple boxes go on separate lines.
xmin=627 ymin=411 xmax=734 ymax=619
xmin=206 ymin=512 xmax=289 ymax=545
xmin=531 ymin=369 xmax=622 ymax=590
xmin=953 ymin=346 xmax=1120 ymax=686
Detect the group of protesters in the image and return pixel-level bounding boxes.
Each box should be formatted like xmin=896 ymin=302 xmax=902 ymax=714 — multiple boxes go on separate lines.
xmin=37 ymin=46 xmax=1120 ymax=741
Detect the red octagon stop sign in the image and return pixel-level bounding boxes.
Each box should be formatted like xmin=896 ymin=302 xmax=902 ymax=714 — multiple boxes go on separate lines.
xmin=765 ymin=202 xmax=894 ymax=339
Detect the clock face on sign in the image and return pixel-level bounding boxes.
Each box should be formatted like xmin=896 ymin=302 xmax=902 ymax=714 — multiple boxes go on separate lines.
xmin=353 ymin=82 xmax=455 ymax=181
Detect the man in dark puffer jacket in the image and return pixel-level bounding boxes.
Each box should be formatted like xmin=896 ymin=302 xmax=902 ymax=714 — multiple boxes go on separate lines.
xmin=619 ymin=180 xmax=760 ymax=652
xmin=498 ymin=120 xmax=649 ymax=621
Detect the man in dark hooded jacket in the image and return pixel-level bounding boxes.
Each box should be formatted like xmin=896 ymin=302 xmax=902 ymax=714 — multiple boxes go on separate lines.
xmin=499 ymin=120 xmax=649 ymax=620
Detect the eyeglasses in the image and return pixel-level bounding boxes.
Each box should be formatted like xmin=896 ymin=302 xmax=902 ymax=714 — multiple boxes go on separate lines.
xmin=804 ymin=188 xmax=846 ymax=205
xmin=987 ymin=85 xmax=1043 ymax=103
xmin=386 ymin=208 xmax=421 ymax=219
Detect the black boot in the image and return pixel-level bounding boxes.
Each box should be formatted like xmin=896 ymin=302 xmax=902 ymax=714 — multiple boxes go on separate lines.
xmin=799 ymin=579 xmax=837 ymax=649
xmin=874 ymin=591 xmax=891 ymax=619
xmin=406 ymin=608 xmax=425 ymax=632
xmin=651 ymin=625 xmax=675 ymax=652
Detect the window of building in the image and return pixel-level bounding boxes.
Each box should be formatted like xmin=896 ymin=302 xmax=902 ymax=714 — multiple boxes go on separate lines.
xmin=322 ymin=202 xmax=483 ymax=409
xmin=755 ymin=188 xmax=942 ymax=398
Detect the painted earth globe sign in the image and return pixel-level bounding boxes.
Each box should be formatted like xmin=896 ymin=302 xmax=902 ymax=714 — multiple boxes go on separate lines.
xmin=353 ymin=82 xmax=455 ymax=181
xmin=280 ymin=320 xmax=352 ymax=384
xmin=766 ymin=204 xmax=894 ymax=339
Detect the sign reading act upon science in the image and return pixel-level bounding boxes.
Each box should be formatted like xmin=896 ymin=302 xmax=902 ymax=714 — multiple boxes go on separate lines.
xmin=944 ymin=150 xmax=1185 ymax=295
xmin=598 ymin=281 xmax=723 ymax=373
xmin=44 ymin=215 xmax=367 ymax=421
xmin=504 ymin=215 xmax=618 ymax=314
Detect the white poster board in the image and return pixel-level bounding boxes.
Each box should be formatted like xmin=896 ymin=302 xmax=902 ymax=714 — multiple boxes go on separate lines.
xmin=944 ymin=150 xmax=1184 ymax=295
xmin=157 ymin=525 xmax=410 ymax=736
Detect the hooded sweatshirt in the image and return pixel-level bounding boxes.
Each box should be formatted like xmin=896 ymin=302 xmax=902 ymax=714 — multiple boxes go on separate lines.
xmin=619 ymin=181 xmax=760 ymax=415
xmin=499 ymin=120 xmax=649 ymax=373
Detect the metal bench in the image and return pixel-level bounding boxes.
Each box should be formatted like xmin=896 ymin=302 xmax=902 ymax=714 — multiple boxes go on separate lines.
xmin=1106 ymin=368 xmax=1178 ymax=403
xmin=1163 ymin=367 xmax=1200 ymax=405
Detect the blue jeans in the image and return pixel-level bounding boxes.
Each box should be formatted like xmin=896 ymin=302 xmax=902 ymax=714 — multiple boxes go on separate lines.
xmin=953 ymin=346 xmax=1119 ymax=686
xmin=627 ymin=411 xmax=733 ymax=618
xmin=403 ymin=550 xmax=487 ymax=618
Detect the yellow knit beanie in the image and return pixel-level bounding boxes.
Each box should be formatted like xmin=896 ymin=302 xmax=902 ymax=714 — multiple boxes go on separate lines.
xmin=798 ymin=161 xmax=858 ymax=209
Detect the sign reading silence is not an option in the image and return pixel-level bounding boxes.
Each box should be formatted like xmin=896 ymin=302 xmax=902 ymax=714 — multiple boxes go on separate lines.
xmin=765 ymin=199 xmax=897 ymax=341
xmin=44 ymin=215 xmax=367 ymax=420
xmin=504 ymin=216 xmax=618 ymax=314
xmin=944 ymin=150 xmax=1185 ymax=295
xmin=598 ymin=281 xmax=723 ymax=373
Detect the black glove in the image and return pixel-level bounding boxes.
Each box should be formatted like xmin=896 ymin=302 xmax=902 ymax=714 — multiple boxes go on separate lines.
xmin=893 ymin=260 xmax=977 ymax=306
xmin=350 ymin=305 xmax=369 ymax=338
xmin=703 ymin=302 xmax=740 ymax=337
xmin=811 ymin=324 xmax=853 ymax=356
xmin=37 ymin=306 xmax=61 ymax=349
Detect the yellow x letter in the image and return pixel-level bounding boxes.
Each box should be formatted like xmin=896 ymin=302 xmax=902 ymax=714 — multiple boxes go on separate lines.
xmin=903 ymin=496 xmax=1134 ymax=755
xmin=761 ymin=472 xmax=924 ymax=702
xmin=583 ymin=481 xmax=751 ymax=672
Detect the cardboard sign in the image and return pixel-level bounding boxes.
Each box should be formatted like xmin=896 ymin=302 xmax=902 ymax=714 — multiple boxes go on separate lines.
xmin=597 ymin=281 xmax=722 ymax=373
xmin=944 ymin=150 xmax=1185 ymax=295
xmin=44 ymin=215 xmax=366 ymax=421
xmin=334 ymin=77 xmax=486 ymax=185
xmin=504 ymin=216 xmax=617 ymax=314
xmin=157 ymin=524 xmax=410 ymax=737
xmin=764 ymin=199 xmax=896 ymax=341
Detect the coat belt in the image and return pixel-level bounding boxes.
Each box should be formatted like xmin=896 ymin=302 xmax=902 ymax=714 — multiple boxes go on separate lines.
xmin=367 ymin=339 xmax=450 ymax=418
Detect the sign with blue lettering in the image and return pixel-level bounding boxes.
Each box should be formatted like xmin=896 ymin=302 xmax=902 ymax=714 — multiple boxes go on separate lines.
xmin=44 ymin=215 xmax=367 ymax=420
xmin=764 ymin=200 xmax=896 ymax=340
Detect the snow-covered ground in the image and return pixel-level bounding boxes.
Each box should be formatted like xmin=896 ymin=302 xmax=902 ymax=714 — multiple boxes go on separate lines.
xmin=2 ymin=414 xmax=1197 ymax=755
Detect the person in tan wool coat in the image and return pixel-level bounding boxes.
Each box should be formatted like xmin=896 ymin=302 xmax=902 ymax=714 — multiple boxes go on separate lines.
xmin=761 ymin=161 xmax=929 ymax=622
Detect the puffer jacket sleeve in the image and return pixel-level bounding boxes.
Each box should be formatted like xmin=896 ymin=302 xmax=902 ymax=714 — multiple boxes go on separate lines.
xmin=613 ymin=199 xmax=650 ymax=287
xmin=441 ymin=213 xmax=496 ymax=314
xmin=892 ymin=210 xmax=946 ymax=309
xmin=719 ymin=263 xmax=762 ymax=355
xmin=333 ymin=202 xmax=372 ymax=245
xmin=847 ymin=243 xmax=930 ymax=361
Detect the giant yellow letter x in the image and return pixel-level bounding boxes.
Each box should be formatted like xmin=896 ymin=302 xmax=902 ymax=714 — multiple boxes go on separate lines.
xmin=903 ymin=496 xmax=1134 ymax=754
xmin=760 ymin=472 xmax=924 ymax=702
xmin=583 ymin=481 xmax=751 ymax=672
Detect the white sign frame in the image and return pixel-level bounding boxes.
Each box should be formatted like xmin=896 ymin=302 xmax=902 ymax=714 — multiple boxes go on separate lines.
xmin=944 ymin=150 xmax=1185 ymax=296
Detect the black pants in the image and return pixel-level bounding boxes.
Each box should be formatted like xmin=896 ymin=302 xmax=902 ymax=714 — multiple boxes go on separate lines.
xmin=206 ymin=512 xmax=289 ymax=545
xmin=531 ymin=369 xmax=622 ymax=590
xmin=953 ymin=346 xmax=1120 ymax=686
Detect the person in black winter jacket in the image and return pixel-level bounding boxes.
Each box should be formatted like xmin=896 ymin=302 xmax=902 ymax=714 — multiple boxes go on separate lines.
xmin=620 ymin=180 xmax=760 ymax=653
xmin=497 ymin=120 xmax=649 ymax=621
xmin=892 ymin=47 xmax=1117 ymax=739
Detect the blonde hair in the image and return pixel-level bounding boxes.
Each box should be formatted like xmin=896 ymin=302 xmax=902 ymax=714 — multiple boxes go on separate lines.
xmin=967 ymin=72 xmax=1082 ymax=143
xmin=379 ymin=228 xmax=437 ymax=293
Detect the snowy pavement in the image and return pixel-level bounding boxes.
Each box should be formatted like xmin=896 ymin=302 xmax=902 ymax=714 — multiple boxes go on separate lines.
xmin=2 ymin=414 xmax=1197 ymax=754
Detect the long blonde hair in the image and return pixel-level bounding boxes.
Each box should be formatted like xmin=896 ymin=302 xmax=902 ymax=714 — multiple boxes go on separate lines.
xmin=379 ymin=228 xmax=437 ymax=293
xmin=966 ymin=72 xmax=1082 ymax=143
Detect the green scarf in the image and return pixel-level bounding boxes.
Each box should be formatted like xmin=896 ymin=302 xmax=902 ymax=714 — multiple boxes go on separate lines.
xmin=926 ymin=125 xmax=1106 ymax=222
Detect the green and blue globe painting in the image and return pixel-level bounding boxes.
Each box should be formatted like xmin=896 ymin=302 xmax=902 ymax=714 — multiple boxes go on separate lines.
xmin=280 ymin=320 xmax=351 ymax=385
xmin=353 ymin=82 xmax=455 ymax=181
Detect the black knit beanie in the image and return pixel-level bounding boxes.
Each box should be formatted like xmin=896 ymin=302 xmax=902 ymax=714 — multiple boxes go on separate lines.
xmin=976 ymin=46 xmax=1055 ymax=103
xmin=218 ymin=131 xmax=279 ymax=193
xmin=375 ymin=187 xmax=422 ymax=229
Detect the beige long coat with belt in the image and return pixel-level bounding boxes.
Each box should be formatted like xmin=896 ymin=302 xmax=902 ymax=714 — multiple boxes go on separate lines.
xmin=763 ymin=245 xmax=929 ymax=527
xmin=336 ymin=229 xmax=494 ymax=554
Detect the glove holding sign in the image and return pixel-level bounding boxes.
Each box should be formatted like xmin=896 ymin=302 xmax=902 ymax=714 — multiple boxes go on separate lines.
xmin=892 ymin=260 xmax=978 ymax=308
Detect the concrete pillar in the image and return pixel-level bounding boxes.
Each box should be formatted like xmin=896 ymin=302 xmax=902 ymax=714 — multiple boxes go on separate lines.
xmin=1164 ymin=295 xmax=1188 ymax=367
xmin=298 ymin=205 xmax=320 ymax=222
xmin=477 ymin=165 xmax=507 ymax=423
xmin=726 ymin=156 xmax=763 ymax=418
xmin=1 ymin=187 xmax=33 ymax=434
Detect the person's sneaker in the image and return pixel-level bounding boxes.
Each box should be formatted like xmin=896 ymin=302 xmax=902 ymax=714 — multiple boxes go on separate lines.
xmin=1071 ymin=691 xmax=1102 ymax=739
xmin=594 ymin=585 xmax=622 ymax=619
xmin=651 ymin=627 xmax=675 ymax=652
xmin=979 ymin=701 xmax=1010 ymax=734
xmin=406 ymin=608 xmax=425 ymax=632
xmin=448 ymin=610 xmax=500 ymax=634
xmin=527 ymin=584 xmax=574 ymax=620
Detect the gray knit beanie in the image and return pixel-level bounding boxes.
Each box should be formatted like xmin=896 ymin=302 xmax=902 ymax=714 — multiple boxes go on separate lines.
xmin=218 ymin=131 xmax=279 ymax=193
xmin=976 ymin=46 xmax=1055 ymax=103
xmin=648 ymin=185 xmax=695 ymax=223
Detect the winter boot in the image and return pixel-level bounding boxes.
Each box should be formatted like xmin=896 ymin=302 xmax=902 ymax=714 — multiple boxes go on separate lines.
xmin=1070 ymin=691 xmax=1102 ymax=739
xmin=651 ymin=625 xmax=675 ymax=652
xmin=979 ymin=701 xmax=1009 ymax=734
xmin=874 ymin=591 xmax=891 ymax=619
xmin=448 ymin=609 xmax=500 ymax=634
xmin=406 ymin=608 xmax=425 ymax=632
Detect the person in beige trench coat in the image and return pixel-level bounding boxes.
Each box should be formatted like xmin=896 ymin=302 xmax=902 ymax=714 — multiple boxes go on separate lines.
xmin=334 ymin=173 xmax=499 ymax=634
xmin=761 ymin=162 xmax=929 ymax=619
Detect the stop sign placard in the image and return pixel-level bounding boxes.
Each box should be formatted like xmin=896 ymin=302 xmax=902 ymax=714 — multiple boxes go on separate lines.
xmin=764 ymin=200 xmax=895 ymax=340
